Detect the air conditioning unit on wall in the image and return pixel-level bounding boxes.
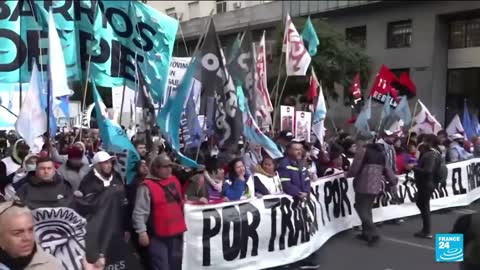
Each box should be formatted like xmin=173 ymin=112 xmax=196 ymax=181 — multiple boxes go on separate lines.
xmin=233 ymin=2 xmax=242 ymax=9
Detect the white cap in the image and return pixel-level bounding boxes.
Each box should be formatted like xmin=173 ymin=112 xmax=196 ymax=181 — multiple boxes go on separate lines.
xmin=450 ymin=133 xmax=464 ymax=141
xmin=92 ymin=151 xmax=115 ymax=165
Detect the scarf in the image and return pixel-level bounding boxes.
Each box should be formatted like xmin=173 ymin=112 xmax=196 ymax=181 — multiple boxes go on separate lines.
xmin=254 ymin=165 xmax=275 ymax=178
xmin=0 ymin=245 xmax=36 ymax=270
xmin=204 ymin=171 xmax=223 ymax=192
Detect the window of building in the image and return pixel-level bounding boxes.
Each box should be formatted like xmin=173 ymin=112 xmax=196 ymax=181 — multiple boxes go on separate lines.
xmin=449 ymin=18 xmax=480 ymax=49
xmin=188 ymin=1 xmax=200 ymax=19
xmin=387 ymin=20 xmax=412 ymax=48
xmin=216 ymin=0 xmax=227 ymax=14
xmin=165 ymin=7 xmax=177 ymax=19
xmin=390 ymin=68 xmax=409 ymax=77
xmin=446 ymin=68 xmax=480 ymax=125
xmin=346 ymin=25 xmax=366 ymax=49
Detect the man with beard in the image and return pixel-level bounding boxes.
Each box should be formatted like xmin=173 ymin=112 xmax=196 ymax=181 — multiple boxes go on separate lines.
xmin=15 ymin=157 xmax=74 ymax=210
xmin=78 ymin=151 xmax=130 ymax=242
xmin=58 ymin=147 xmax=91 ymax=191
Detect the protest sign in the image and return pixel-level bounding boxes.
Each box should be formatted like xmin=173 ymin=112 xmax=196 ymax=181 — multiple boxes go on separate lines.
xmin=183 ymin=158 xmax=480 ymax=270
xmin=295 ymin=111 xmax=311 ymax=142
xmin=280 ymin=106 xmax=294 ymax=133
xmin=164 ymin=57 xmax=192 ymax=107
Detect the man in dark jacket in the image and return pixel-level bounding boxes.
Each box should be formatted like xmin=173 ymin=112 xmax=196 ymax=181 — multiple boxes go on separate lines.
xmin=16 ymin=157 xmax=74 ymax=210
xmin=347 ymin=142 xmax=397 ymax=246
xmin=410 ymin=134 xmax=439 ymax=239
xmin=277 ymin=140 xmax=320 ymax=269
xmin=78 ymin=151 xmax=130 ymax=241
xmin=278 ymin=140 xmax=310 ymax=200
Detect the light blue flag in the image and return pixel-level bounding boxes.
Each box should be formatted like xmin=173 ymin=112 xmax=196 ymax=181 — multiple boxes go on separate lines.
xmin=130 ymin=1 xmax=179 ymax=105
xmin=184 ymin=88 xmax=203 ymax=149
xmin=355 ymin=97 xmax=372 ymax=138
xmin=92 ymin=81 xmax=140 ymax=184
xmin=472 ymin=113 xmax=480 ymax=135
xmin=393 ymin=96 xmax=411 ymax=126
xmin=238 ymin=85 xmax=283 ymax=159
xmin=379 ymin=95 xmax=392 ymax=128
xmin=157 ymin=58 xmax=199 ymax=168
xmin=463 ymin=100 xmax=476 ymax=139
xmin=302 ymin=17 xmax=320 ymax=56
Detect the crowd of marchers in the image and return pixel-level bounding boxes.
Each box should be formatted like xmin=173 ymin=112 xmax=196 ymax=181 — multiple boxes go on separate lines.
xmin=0 ymin=127 xmax=479 ymax=270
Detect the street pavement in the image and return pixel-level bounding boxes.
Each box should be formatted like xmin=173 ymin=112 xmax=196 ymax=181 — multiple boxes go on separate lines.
xmin=275 ymin=201 xmax=480 ymax=270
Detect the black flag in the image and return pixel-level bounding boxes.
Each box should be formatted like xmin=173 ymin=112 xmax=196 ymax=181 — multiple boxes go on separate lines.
xmin=196 ymin=18 xmax=242 ymax=147
xmin=227 ymin=30 xmax=256 ymax=115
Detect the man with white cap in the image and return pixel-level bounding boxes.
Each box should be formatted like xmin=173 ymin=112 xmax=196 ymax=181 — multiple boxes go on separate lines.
xmin=448 ymin=133 xmax=473 ymax=163
xmin=79 ymin=151 xmax=130 ymax=244
xmin=78 ymin=151 xmax=124 ymax=196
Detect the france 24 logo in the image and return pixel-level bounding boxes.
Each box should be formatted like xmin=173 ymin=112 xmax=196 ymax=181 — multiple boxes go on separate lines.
xmin=435 ymin=234 xmax=463 ymax=262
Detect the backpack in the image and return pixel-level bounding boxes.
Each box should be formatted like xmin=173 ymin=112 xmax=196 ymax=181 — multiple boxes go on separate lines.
xmin=433 ymin=150 xmax=448 ymax=186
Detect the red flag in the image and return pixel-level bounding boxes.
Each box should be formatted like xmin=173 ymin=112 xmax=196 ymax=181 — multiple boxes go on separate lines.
xmin=369 ymin=65 xmax=399 ymax=103
xmin=307 ymin=68 xmax=319 ymax=103
xmin=398 ymin=72 xmax=417 ymax=96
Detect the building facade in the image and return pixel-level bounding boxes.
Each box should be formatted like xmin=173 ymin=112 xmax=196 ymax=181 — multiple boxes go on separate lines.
xmin=150 ymin=0 xmax=480 ymax=126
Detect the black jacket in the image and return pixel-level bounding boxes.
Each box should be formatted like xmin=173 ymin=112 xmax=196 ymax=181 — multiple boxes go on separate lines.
xmin=16 ymin=174 xmax=74 ymax=210
xmin=79 ymin=169 xmax=130 ymax=231
xmin=413 ymin=149 xmax=437 ymax=189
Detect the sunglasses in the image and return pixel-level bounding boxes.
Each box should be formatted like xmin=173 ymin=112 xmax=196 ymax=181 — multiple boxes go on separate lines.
xmin=0 ymin=200 xmax=26 ymax=217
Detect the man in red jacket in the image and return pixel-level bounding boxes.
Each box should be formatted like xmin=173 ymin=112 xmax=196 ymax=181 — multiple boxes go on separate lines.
xmin=132 ymin=154 xmax=186 ymax=270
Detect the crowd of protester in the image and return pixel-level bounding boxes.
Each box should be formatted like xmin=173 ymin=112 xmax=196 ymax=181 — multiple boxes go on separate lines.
xmin=0 ymin=126 xmax=479 ymax=270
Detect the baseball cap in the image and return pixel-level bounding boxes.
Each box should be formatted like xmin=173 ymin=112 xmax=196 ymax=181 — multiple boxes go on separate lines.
xmin=92 ymin=151 xmax=115 ymax=165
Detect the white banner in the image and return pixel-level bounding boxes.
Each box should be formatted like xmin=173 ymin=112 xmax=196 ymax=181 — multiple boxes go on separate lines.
xmin=183 ymin=158 xmax=480 ymax=270
xmin=164 ymin=57 xmax=192 ymax=108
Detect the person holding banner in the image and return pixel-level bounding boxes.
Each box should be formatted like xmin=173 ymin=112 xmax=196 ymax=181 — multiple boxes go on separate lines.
xmin=252 ymin=157 xmax=283 ymax=196
xmin=133 ymin=154 xmax=186 ymax=270
xmin=204 ymin=157 xmax=227 ymax=202
xmin=347 ymin=142 xmax=398 ymax=246
xmin=278 ymin=140 xmax=311 ymax=200
xmin=223 ymin=158 xmax=254 ymax=201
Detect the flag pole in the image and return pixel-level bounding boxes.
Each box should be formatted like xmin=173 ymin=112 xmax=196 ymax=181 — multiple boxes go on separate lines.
xmin=0 ymin=105 xmax=18 ymax=118
xmin=406 ymin=99 xmax=419 ymax=146
xmin=79 ymin=57 xmax=92 ymax=142
xmin=79 ymin=0 xmax=100 ymax=142
xmin=271 ymin=76 xmax=288 ymax=131
xmin=178 ymin=21 xmax=190 ymax=56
